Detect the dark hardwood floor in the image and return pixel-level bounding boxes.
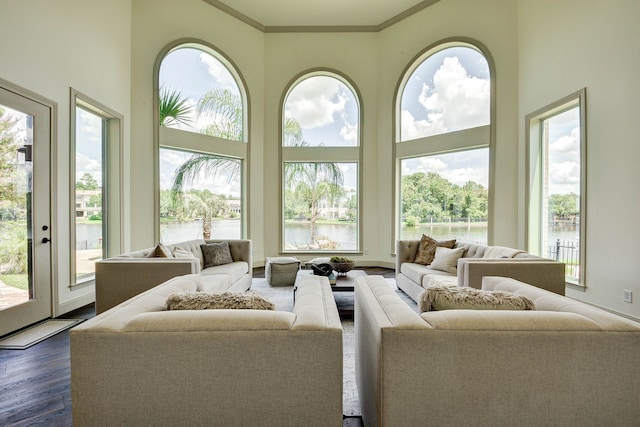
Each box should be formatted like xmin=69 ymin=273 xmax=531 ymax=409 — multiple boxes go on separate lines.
xmin=0 ymin=267 xmax=394 ymax=426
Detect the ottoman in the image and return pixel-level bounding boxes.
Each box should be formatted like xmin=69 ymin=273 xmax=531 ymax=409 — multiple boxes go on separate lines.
xmin=265 ymin=256 xmax=301 ymax=286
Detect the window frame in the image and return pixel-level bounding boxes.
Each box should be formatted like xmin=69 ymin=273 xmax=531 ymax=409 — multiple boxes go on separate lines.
xmin=525 ymin=88 xmax=587 ymax=288
xmin=69 ymin=89 xmax=123 ymax=288
xmin=393 ymin=39 xmax=495 ymax=249
xmin=279 ymin=69 xmax=363 ymax=254
xmin=154 ymin=39 xmax=250 ymax=243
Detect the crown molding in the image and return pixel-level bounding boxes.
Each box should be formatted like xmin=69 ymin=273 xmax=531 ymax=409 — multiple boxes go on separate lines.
xmin=202 ymin=0 xmax=440 ymax=33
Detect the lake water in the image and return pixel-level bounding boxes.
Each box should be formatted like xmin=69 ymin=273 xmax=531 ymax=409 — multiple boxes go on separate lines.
xmin=77 ymin=221 xmax=579 ymax=253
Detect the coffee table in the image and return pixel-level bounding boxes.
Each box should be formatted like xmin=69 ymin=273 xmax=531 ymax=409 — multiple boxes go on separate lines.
xmin=294 ymin=269 xmax=367 ymax=317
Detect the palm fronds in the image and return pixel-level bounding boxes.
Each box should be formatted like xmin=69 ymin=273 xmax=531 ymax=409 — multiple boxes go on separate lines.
xmin=159 ymin=86 xmax=193 ymax=127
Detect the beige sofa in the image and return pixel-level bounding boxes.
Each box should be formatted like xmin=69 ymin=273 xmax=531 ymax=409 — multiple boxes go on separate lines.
xmin=396 ymin=239 xmax=566 ymax=300
xmin=355 ymin=275 xmax=640 ymax=427
xmin=71 ymin=273 xmax=343 ymax=427
xmin=95 ymin=239 xmax=252 ymax=314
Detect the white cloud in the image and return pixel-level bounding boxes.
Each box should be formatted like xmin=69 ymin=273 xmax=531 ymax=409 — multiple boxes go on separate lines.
xmin=402 ymin=56 xmax=489 ymax=139
xmin=443 ymin=167 xmax=486 ymax=187
xmin=550 ymin=127 xmax=580 ymax=159
xmin=199 ymin=53 xmax=237 ymax=92
xmin=339 ymin=120 xmax=358 ymax=144
xmin=549 ymin=161 xmax=580 ymax=194
xmin=417 ymin=156 xmax=448 ymax=173
xmin=400 ymin=109 xmax=446 ymax=141
xmin=285 ymin=77 xmax=346 ymax=129
xmin=75 ymin=153 xmax=101 ymax=181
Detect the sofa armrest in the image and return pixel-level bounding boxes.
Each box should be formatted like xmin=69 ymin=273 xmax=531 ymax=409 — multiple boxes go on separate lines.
xmin=95 ymin=258 xmax=198 ymax=314
xmin=457 ymin=258 xmax=566 ymax=295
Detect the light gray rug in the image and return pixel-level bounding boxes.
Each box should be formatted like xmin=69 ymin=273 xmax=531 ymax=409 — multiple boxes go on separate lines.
xmin=250 ymin=276 xmax=416 ymax=417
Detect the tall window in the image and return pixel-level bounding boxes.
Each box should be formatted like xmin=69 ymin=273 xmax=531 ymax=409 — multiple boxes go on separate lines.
xmin=157 ymin=43 xmax=247 ymax=244
xmin=282 ymin=73 xmax=360 ymax=252
xmin=71 ymin=90 xmax=122 ymax=286
xmin=397 ymin=43 xmax=492 ymax=244
xmin=526 ymin=89 xmax=586 ymax=286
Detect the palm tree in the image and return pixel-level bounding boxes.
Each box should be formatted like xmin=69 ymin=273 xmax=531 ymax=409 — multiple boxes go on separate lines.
xmin=169 ymin=89 xmax=244 ymax=197
xmin=159 ymin=86 xmax=192 ymax=127
xmin=197 ymin=88 xmax=243 ymax=141
xmin=284 ymin=162 xmax=344 ymax=246
xmin=179 ymin=190 xmax=227 ymax=239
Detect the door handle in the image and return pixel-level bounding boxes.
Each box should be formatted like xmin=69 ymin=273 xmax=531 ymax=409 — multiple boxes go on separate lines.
xmin=41 ymin=237 xmax=50 ymax=243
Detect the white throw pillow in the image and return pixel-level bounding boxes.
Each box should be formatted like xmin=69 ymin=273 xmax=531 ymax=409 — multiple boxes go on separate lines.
xmin=429 ymin=246 xmax=465 ymax=274
xmin=172 ymin=246 xmax=195 ymax=259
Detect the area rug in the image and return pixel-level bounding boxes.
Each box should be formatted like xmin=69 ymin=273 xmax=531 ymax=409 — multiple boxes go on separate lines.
xmin=250 ymin=275 xmax=416 ymax=417
xmin=0 ymin=319 xmax=84 ymax=350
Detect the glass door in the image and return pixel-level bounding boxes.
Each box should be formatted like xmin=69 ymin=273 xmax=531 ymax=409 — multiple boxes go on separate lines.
xmin=0 ymin=85 xmax=52 ymax=337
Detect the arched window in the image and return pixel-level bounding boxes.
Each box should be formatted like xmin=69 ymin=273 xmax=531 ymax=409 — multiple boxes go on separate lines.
xmin=281 ymin=72 xmax=361 ymax=252
xmin=156 ymin=42 xmax=248 ymax=243
xmin=396 ymin=42 xmax=492 ymax=244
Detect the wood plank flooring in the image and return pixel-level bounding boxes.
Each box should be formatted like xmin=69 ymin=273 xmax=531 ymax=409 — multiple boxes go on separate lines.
xmin=0 ymin=267 xmax=394 ymax=426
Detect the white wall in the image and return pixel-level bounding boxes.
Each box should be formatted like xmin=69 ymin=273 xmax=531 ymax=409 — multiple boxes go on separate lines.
xmin=518 ymin=0 xmax=640 ymax=320
xmin=0 ymin=0 xmax=132 ymax=315
xmin=129 ymin=0 xmax=265 ymax=260
xmin=263 ymin=32 xmax=380 ymax=264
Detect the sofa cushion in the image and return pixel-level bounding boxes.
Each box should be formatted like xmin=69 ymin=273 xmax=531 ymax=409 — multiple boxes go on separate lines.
xmin=400 ymin=262 xmax=456 ymax=287
xmin=429 ymin=247 xmax=465 ymax=274
xmin=418 ymin=286 xmax=536 ymax=312
xmin=414 ymin=234 xmax=456 ymax=265
xmin=201 ymin=261 xmax=249 ymax=285
xmin=172 ymin=246 xmax=196 ymax=259
xmin=147 ymin=242 xmax=172 ymax=258
xmin=201 ymin=241 xmax=234 ymax=267
xmin=164 ymin=291 xmax=275 ymax=311
xmin=422 ymin=273 xmax=458 ymax=288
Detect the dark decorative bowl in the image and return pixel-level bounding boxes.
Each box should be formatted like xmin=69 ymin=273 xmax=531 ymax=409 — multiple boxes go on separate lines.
xmin=330 ymin=261 xmax=355 ymax=276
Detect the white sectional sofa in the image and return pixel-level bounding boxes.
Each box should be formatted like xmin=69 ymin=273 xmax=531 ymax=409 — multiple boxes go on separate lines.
xmin=71 ymin=273 xmax=343 ymax=427
xmin=396 ymin=239 xmax=566 ymax=301
xmin=354 ymin=275 xmax=640 ymax=427
xmin=95 ymin=239 xmax=252 ymax=314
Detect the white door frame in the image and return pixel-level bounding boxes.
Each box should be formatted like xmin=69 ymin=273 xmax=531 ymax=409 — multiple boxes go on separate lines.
xmin=0 ymin=78 xmax=56 ymax=336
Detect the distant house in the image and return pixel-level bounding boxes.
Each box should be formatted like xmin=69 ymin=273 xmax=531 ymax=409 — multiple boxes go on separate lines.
xmin=75 ymin=189 xmax=101 ymax=218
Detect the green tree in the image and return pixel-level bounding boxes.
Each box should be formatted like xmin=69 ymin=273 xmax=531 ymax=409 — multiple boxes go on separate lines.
xmin=401 ymin=171 xmax=488 ymax=223
xmin=549 ymin=193 xmax=579 ymax=220
xmin=461 ymin=181 xmax=487 ymax=220
xmin=0 ymin=107 xmax=28 ymax=274
xmin=0 ymin=107 xmax=24 ymax=221
xmin=76 ymin=173 xmax=99 ymax=190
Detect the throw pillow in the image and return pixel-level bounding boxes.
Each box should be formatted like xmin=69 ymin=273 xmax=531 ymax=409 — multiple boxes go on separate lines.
xmin=429 ymin=246 xmax=466 ymax=274
xmin=413 ymin=234 xmax=456 ymax=265
xmin=172 ymin=246 xmax=195 ymax=259
xmin=418 ymin=286 xmax=536 ymax=312
xmin=147 ymin=242 xmax=172 ymax=258
xmin=164 ymin=291 xmax=275 ymax=311
xmin=201 ymin=241 xmax=234 ymax=268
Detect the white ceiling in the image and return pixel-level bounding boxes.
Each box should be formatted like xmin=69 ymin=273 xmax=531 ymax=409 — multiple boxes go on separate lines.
xmin=203 ymin=0 xmax=440 ymax=32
